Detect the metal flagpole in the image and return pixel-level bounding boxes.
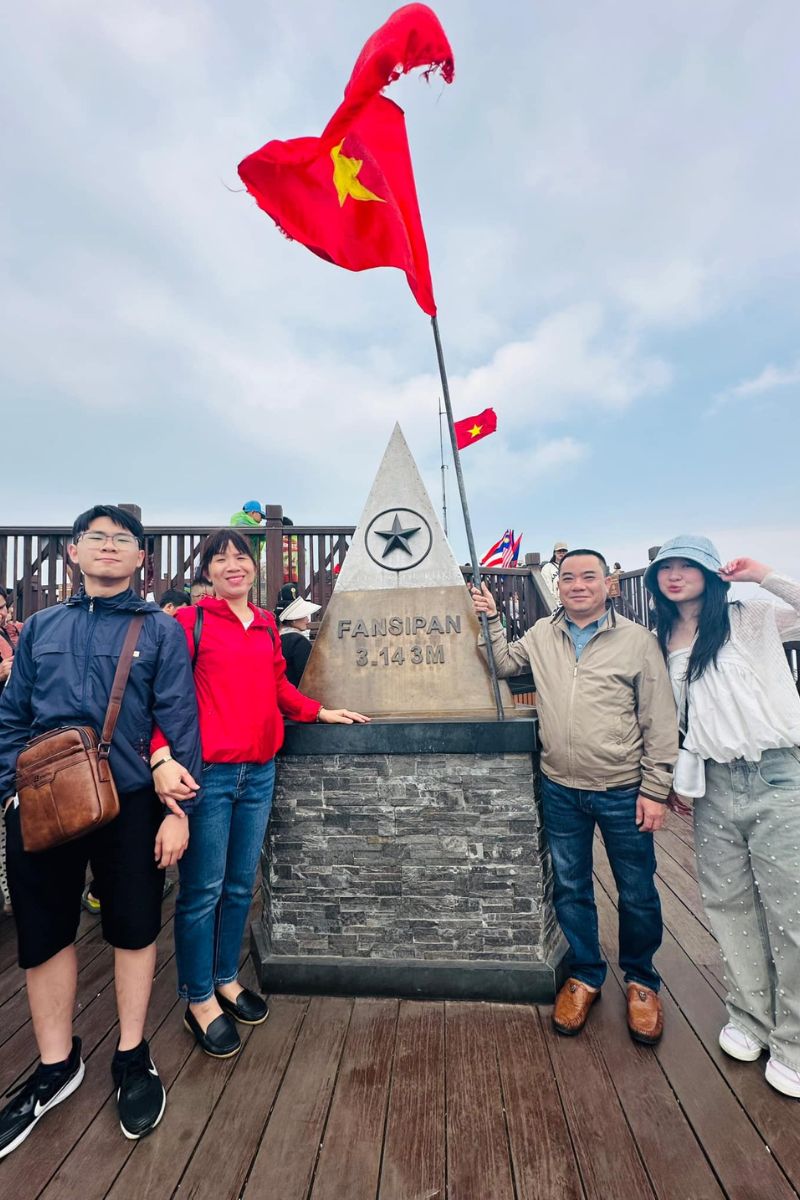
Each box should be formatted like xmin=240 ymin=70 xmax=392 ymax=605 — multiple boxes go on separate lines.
xmin=438 ymin=395 xmax=448 ymax=536
xmin=431 ymin=316 xmax=505 ymax=722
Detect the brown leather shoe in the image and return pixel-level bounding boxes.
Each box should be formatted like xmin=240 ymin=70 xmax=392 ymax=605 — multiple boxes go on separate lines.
xmin=552 ymin=977 xmax=601 ymax=1036
xmin=626 ymin=983 xmax=664 ymax=1044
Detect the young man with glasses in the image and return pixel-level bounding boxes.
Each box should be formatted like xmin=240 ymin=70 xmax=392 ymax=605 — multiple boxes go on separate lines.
xmin=0 ymin=505 xmax=202 ymax=1156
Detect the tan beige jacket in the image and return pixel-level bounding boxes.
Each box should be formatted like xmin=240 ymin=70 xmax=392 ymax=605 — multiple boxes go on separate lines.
xmin=480 ymin=606 xmax=677 ymax=800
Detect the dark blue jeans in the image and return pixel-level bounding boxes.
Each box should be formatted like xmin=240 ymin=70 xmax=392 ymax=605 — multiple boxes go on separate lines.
xmin=540 ymin=775 xmax=662 ymax=991
xmin=175 ymin=760 xmax=275 ymax=1002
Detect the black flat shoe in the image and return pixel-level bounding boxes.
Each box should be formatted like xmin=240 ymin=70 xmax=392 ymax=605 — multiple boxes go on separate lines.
xmin=215 ymin=987 xmax=269 ymax=1026
xmin=183 ymin=1007 xmax=241 ymax=1058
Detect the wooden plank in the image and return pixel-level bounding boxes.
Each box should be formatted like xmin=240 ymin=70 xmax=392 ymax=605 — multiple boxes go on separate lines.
xmin=445 ymin=1002 xmax=515 ymax=1200
xmin=593 ymin=835 xmax=726 ymax=990
xmin=0 ymin=940 xmax=113 ymax=1052
xmin=653 ymin=985 xmax=798 ymax=1200
xmin=593 ymin=846 xmax=726 ymax=1004
xmin=242 ymin=996 xmax=353 ymax=1200
xmin=11 ymin=942 xmax=182 ymax=1200
xmin=492 ymin=1004 xmax=584 ymax=1200
xmin=595 ymin=856 xmax=800 ymax=1198
xmin=664 ymin=808 xmax=695 ymax=848
xmin=632 ymin=910 xmax=800 ymax=1197
xmin=0 ymin=906 xmax=178 ymax=1097
xmin=38 ymin=892 xmax=259 ymax=1200
xmin=311 ymin=999 xmax=398 ymax=1200
xmin=545 ymin=1005 xmax=655 ymax=1199
xmin=591 ymin=885 xmax=726 ymax=1200
xmin=653 ymin=826 xmax=699 ymax=877
xmin=379 ymin=1001 xmax=445 ymax=1200
xmin=173 ymin=995 xmax=309 ymax=1200
xmin=654 ymin=843 xmax=713 ymax=934
xmin=104 ymin=988 xmax=261 ymax=1200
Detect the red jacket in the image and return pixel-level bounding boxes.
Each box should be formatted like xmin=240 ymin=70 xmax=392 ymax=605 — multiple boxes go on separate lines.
xmin=152 ymin=597 xmax=320 ymax=764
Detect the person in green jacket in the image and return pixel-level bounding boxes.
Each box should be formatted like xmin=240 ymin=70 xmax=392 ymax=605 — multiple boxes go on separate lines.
xmin=230 ymin=500 xmax=264 ymax=527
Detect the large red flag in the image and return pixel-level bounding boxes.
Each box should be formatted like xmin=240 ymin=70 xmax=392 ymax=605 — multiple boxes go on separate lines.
xmin=238 ymin=5 xmax=453 ymax=317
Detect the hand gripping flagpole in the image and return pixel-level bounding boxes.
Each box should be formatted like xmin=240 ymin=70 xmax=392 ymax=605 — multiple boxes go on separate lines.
xmin=431 ymin=316 xmax=505 ymax=722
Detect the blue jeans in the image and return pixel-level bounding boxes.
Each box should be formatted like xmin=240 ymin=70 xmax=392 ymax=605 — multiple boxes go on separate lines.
xmin=175 ymin=760 xmax=275 ymax=1003
xmin=540 ymin=775 xmax=662 ymax=991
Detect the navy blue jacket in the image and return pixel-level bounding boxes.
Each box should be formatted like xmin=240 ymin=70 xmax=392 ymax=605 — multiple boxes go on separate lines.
xmin=0 ymin=588 xmax=201 ymax=808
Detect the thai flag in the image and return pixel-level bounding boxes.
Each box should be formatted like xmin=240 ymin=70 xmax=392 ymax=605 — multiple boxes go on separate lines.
xmin=481 ymin=530 xmax=512 ymax=568
xmin=502 ymin=532 xmax=523 ymax=568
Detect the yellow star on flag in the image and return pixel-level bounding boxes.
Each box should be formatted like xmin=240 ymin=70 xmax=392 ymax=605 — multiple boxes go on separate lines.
xmin=330 ymin=141 xmax=385 ymax=208
xmin=468 ymin=424 xmax=483 ymax=438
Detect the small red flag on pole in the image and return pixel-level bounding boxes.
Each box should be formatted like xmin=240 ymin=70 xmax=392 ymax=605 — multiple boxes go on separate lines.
xmin=238 ymin=4 xmax=453 ymax=316
xmin=454 ymin=407 xmax=498 ymax=450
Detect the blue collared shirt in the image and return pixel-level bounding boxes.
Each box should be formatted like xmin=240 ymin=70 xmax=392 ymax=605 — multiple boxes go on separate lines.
xmin=565 ymin=610 xmax=609 ymax=660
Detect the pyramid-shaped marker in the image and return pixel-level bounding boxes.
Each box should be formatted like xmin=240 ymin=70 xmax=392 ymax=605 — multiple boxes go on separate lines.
xmin=300 ymin=424 xmax=516 ymax=719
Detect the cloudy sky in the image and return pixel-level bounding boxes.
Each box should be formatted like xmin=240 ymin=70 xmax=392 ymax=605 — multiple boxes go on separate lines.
xmin=3 ymin=1 xmax=799 ymax=575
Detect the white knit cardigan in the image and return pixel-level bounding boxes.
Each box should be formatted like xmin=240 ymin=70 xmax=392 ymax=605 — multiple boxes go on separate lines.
xmin=727 ymin=573 xmax=800 ymax=726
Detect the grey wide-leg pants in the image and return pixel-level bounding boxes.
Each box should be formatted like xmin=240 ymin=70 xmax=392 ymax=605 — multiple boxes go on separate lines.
xmin=695 ymin=749 xmax=800 ymax=1071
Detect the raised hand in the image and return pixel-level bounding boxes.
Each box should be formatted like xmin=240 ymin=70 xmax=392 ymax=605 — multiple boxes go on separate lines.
xmin=718 ymin=557 xmax=771 ymax=584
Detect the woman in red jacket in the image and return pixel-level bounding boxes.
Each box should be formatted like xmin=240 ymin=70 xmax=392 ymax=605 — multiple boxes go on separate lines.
xmin=152 ymin=530 xmax=367 ymax=1058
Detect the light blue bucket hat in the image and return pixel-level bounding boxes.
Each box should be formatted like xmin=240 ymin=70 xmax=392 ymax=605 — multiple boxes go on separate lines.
xmin=644 ymin=534 xmax=723 ymax=593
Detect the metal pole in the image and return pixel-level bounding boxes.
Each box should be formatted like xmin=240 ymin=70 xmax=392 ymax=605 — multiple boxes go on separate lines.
xmin=431 ymin=316 xmax=505 ymax=721
xmin=438 ymin=395 xmax=448 ymax=536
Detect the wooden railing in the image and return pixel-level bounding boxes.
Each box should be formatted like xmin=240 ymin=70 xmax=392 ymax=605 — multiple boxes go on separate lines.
xmin=7 ymin=519 xmax=796 ymax=696
xmin=141 ymin=515 xmax=354 ymax=613
xmin=460 ymin=564 xmax=553 ymax=641
xmin=0 ymin=508 xmax=355 ymax=618
xmin=0 ymin=510 xmax=553 ymax=628
xmin=616 ymin=567 xmax=652 ymax=626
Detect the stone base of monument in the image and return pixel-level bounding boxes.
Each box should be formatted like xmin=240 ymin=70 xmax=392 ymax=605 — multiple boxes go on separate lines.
xmin=252 ymin=718 xmax=568 ymax=1003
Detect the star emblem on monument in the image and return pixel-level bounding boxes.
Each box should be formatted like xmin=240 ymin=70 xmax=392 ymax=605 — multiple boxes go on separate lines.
xmin=375 ymin=513 xmax=421 ymax=558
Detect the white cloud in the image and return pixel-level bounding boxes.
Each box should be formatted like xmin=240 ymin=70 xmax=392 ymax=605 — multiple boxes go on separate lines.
xmin=1 ymin=0 xmax=799 ymax=569
xmin=712 ymin=360 xmax=800 ymax=411
xmin=397 ymin=306 xmax=671 ymax=429
xmin=615 ymin=259 xmax=712 ymax=327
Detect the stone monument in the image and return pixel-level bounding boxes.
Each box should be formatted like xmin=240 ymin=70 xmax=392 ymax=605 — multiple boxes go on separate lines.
xmin=301 ymin=423 xmax=517 ymax=718
xmin=253 ymin=425 xmax=566 ymax=1001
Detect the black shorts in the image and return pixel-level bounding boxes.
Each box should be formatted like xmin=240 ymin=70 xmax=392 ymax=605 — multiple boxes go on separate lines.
xmin=5 ymin=786 xmax=165 ymax=969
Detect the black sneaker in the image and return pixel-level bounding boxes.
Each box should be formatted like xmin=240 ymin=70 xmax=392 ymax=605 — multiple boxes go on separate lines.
xmin=112 ymin=1040 xmax=166 ymax=1140
xmin=0 ymin=1037 xmax=84 ymax=1159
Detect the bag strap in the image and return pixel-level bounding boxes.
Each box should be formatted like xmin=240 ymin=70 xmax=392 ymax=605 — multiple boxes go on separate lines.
xmin=99 ymin=615 xmax=146 ymax=753
xmin=191 ymin=605 xmax=274 ymax=671
xmin=191 ymin=606 xmax=204 ymax=669
xmin=259 ymin=609 xmax=276 ymax=646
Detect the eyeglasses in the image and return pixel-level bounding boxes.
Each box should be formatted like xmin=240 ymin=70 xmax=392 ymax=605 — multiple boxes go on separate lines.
xmin=78 ymin=532 xmax=140 ymax=548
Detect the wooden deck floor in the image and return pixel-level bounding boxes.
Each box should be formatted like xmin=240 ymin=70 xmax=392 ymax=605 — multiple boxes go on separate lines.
xmin=0 ymin=810 xmax=798 ymax=1200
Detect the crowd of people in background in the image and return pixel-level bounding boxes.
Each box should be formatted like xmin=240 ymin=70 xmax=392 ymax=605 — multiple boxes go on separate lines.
xmin=0 ymin=505 xmax=798 ymax=1163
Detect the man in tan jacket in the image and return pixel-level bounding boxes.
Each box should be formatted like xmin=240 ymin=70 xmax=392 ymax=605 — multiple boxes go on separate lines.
xmin=473 ymin=549 xmax=677 ymax=1043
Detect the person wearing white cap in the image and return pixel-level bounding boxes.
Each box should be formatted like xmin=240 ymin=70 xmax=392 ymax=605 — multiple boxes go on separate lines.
xmin=646 ymin=535 xmax=800 ymax=1098
xmin=278 ymin=595 xmax=321 ymax=687
xmin=541 ymin=542 xmax=568 ymax=599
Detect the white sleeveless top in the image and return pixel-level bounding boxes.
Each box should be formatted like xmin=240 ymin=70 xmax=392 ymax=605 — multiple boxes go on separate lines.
xmin=668 ymin=642 xmax=800 ymax=763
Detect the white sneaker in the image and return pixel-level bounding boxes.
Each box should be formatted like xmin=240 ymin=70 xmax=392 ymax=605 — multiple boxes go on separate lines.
xmin=765 ymin=1058 xmax=800 ymax=1098
xmin=718 ymin=1023 xmax=763 ymax=1062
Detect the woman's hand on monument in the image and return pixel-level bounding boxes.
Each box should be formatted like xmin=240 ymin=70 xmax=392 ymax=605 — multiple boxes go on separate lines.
xmin=470 ymin=582 xmax=498 ymax=618
xmin=317 ymin=708 xmax=370 ymax=725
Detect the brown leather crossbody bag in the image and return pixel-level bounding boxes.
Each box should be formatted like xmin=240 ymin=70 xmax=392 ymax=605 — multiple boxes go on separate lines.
xmin=15 ymin=615 xmax=145 ymax=853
